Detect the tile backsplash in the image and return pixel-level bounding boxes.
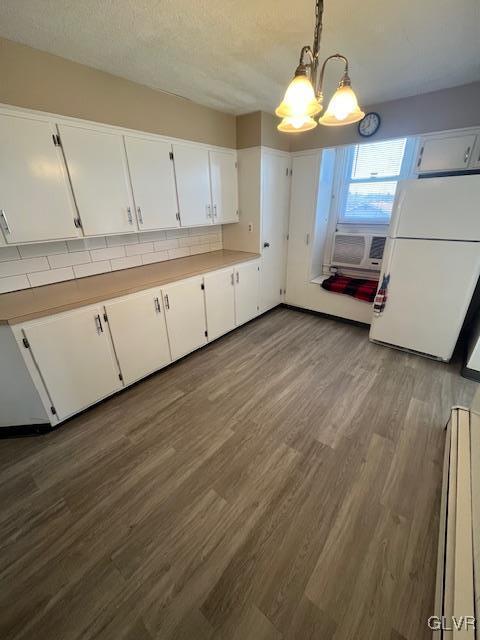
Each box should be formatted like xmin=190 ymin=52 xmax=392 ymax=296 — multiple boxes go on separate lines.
xmin=0 ymin=226 xmax=223 ymax=294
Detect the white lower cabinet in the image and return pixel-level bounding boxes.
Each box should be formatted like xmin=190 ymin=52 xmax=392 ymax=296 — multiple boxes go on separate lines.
xmin=162 ymin=276 xmax=208 ymax=360
xmin=22 ymin=305 xmax=122 ymax=421
xmin=104 ymin=289 xmax=171 ymax=385
xmin=235 ymin=261 xmax=260 ymax=326
xmin=204 ymin=267 xmax=236 ymax=341
xmin=7 ymin=260 xmax=262 ymax=428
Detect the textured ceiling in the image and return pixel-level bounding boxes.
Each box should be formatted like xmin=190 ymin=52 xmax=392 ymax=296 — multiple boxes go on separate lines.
xmin=0 ymin=0 xmax=479 ymax=115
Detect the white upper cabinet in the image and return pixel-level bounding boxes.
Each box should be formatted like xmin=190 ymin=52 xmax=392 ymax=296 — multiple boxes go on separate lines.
xmin=204 ymin=267 xmax=236 ymax=341
xmin=172 ymin=144 xmax=212 ymax=227
xmin=104 ymin=288 xmax=171 ymax=385
xmin=162 ymin=276 xmax=207 ymax=360
xmin=22 ymin=305 xmax=122 ymax=421
xmin=58 ymin=124 xmax=135 ymax=236
xmin=124 ymin=136 xmax=179 ymax=231
xmin=235 ymin=261 xmax=260 ymax=326
xmin=416 ymin=134 xmax=477 ymax=173
xmin=209 ymin=150 xmax=239 ymax=224
xmin=0 ymin=114 xmax=78 ymax=244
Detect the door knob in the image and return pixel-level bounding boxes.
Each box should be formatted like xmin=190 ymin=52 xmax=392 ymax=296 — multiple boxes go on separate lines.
xmin=263 ymin=242 xmax=270 ymax=248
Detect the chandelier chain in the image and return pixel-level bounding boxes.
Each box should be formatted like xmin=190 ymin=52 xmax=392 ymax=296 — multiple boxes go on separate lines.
xmin=312 ymin=0 xmax=324 ymax=59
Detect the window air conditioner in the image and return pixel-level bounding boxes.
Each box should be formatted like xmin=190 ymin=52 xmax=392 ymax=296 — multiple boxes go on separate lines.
xmin=331 ymin=233 xmax=386 ymax=271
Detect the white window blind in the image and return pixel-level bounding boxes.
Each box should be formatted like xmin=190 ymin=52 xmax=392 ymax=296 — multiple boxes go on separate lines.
xmin=338 ymin=138 xmax=412 ymax=224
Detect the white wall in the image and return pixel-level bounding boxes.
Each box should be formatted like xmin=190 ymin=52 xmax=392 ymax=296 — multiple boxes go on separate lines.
xmin=0 ymin=226 xmax=222 ymax=294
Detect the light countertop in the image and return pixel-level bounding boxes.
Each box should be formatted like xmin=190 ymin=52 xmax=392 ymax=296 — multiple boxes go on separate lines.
xmin=0 ymin=250 xmax=259 ymax=325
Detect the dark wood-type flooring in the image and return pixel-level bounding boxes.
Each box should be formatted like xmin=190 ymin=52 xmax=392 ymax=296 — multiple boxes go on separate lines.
xmin=0 ymin=308 xmax=477 ymax=640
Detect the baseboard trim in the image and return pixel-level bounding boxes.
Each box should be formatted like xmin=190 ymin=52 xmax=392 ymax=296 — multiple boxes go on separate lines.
xmin=0 ymin=423 xmax=53 ymax=438
xmin=461 ymin=366 xmax=480 ymax=382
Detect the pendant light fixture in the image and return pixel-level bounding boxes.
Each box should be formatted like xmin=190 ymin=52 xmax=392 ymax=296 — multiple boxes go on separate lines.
xmin=276 ymin=0 xmax=364 ymax=132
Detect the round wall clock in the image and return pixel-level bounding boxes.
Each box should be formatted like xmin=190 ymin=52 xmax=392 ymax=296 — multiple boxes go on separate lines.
xmin=358 ymin=112 xmax=381 ymax=137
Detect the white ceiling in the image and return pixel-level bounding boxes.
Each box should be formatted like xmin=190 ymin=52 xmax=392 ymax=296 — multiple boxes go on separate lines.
xmin=0 ymin=0 xmax=479 ymax=115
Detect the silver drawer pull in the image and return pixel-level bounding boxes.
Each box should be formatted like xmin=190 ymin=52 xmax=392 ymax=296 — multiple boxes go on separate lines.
xmin=137 ymin=206 xmax=144 ymax=225
xmin=464 ymin=146 xmax=471 ymax=163
xmin=236 ymin=271 xmax=239 ymax=284
xmin=95 ymin=314 xmax=103 ymax=334
xmin=127 ymin=207 xmax=133 ymax=225
xmin=164 ymin=294 xmax=170 ymax=310
xmin=154 ymin=297 xmax=161 ymax=313
xmin=0 ymin=209 xmax=11 ymax=234
xmin=230 ymin=272 xmax=234 ymax=286
xmin=213 ymin=205 xmax=217 ymax=218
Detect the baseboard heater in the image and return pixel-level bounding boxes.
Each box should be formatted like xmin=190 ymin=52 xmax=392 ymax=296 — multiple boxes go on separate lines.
xmin=434 ymin=407 xmax=479 ymax=638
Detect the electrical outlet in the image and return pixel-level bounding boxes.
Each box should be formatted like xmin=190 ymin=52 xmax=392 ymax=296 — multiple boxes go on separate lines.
xmin=248 ymin=223 xmax=253 ymax=232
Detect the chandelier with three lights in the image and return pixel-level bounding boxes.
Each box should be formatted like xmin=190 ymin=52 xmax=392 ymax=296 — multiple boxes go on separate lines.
xmin=276 ymin=0 xmax=365 ymax=133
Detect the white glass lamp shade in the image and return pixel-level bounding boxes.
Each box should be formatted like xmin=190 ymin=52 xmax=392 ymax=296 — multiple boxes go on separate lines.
xmin=319 ymin=84 xmax=365 ymax=126
xmin=275 ymin=74 xmax=322 ymax=119
xmin=277 ymin=115 xmax=318 ymax=133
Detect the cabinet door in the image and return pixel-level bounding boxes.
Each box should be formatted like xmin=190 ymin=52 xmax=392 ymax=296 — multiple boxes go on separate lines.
xmin=105 ymin=289 xmax=171 ymax=385
xmin=204 ymin=268 xmax=236 ymax=341
xmin=260 ymin=152 xmax=291 ymax=312
xmin=416 ymin=134 xmax=477 ymax=173
xmin=209 ymin=150 xmax=239 ymax=224
xmin=172 ymin=144 xmax=212 ymax=227
xmin=23 ymin=306 xmax=121 ymax=420
xmin=124 ymin=137 xmax=179 ymax=231
xmin=58 ymin=125 xmax=135 ymax=236
xmin=0 ymin=114 xmax=78 ymax=243
xmin=162 ymin=276 xmax=207 ymax=359
xmin=235 ymin=261 xmax=260 ymax=326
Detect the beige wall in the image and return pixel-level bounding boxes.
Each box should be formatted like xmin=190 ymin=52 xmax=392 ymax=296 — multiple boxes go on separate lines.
xmin=260 ymin=112 xmax=290 ymax=152
xmin=289 ymin=81 xmax=480 ymax=151
xmin=236 ymin=112 xmax=262 ymax=149
xmin=0 ymin=37 xmax=236 ymax=148
xmin=236 ymin=111 xmax=291 ymax=152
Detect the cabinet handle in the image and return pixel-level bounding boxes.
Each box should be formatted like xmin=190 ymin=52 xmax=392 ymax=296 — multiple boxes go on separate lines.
xmin=230 ymin=272 xmax=234 ymax=286
xmin=95 ymin=314 xmax=104 ymax=334
xmin=127 ymin=207 xmax=133 ymax=225
xmin=0 ymin=209 xmax=11 ymax=234
xmin=305 ymin=233 xmax=310 ymax=246
xmin=236 ymin=271 xmax=239 ymax=284
xmin=213 ymin=204 xmax=217 ymax=219
xmin=137 ymin=206 xmax=144 ymax=225
xmin=164 ymin=294 xmax=170 ymax=310
xmin=154 ymin=296 xmax=161 ymax=313
xmin=206 ymin=204 xmax=211 ymax=219
xmin=416 ymin=145 xmax=424 ymax=168
xmin=464 ymin=146 xmax=471 ymax=164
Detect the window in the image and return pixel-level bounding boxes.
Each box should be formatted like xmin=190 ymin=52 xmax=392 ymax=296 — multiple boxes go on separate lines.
xmin=337 ymin=138 xmax=414 ymax=225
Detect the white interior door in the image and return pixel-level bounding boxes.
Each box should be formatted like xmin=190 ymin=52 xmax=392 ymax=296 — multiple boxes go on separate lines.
xmin=0 ymin=114 xmax=78 ymax=243
xmin=285 ymin=153 xmax=321 ymax=306
xmin=104 ymin=289 xmax=171 ymax=385
xmin=209 ymin=150 xmax=238 ymax=224
xmin=162 ymin=276 xmax=207 ymax=359
xmin=260 ymin=152 xmax=291 ymax=311
xmin=59 ymin=125 xmax=135 ymax=236
xmin=204 ymin=268 xmax=236 ymax=341
xmin=235 ymin=261 xmax=260 ymax=326
xmin=417 ymin=134 xmax=477 ymax=173
xmin=172 ymin=144 xmax=212 ymax=227
xmin=124 ymin=136 xmax=179 ymax=231
xmin=370 ymin=238 xmax=480 ymax=360
xmin=391 ymin=175 xmax=480 ymax=241
xmin=23 ymin=306 xmax=121 ymax=420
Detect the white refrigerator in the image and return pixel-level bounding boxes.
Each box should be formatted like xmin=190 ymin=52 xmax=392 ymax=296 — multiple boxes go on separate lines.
xmin=369 ymin=174 xmax=480 ymax=361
